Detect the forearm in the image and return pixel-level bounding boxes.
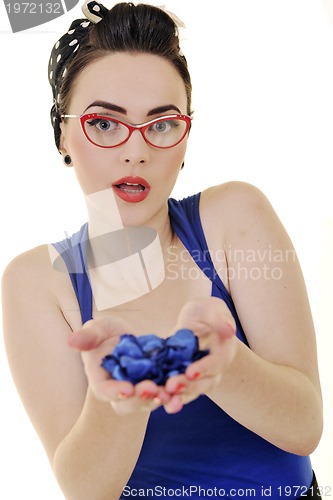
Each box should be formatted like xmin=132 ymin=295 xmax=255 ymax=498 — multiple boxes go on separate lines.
xmin=53 ymin=388 xmax=149 ymax=500
xmin=207 ymin=339 xmax=323 ymax=456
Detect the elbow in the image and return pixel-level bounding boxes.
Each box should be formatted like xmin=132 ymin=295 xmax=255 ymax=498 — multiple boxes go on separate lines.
xmin=52 ymin=448 xmax=122 ymax=500
xmin=284 ymin=402 xmax=324 ymax=457
xmin=52 ymin=449 xmax=79 ymax=500
xmin=285 ymin=376 xmax=324 ymax=457
xmin=296 ymin=417 xmax=323 ymax=457
xmin=52 ymin=448 xmax=89 ymax=500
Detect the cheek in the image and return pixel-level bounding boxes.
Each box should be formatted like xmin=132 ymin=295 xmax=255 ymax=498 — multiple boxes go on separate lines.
xmin=156 ymin=144 xmax=187 ymax=190
xmin=67 ymin=127 xmax=92 ymax=164
xmin=166 ymin=140 xmax=187 ymax=172
xmin=67 ymin=133 xmax=113 ymax=193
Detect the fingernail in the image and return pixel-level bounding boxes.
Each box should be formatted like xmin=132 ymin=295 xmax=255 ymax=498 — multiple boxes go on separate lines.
xmin=140 ymin=390 xmax=154 ymax=400
xmin=154 ymin=392 xmax=168 ymax=405
xmin=119 ymin=391 xmax=130 ymax=399
xmin=189 ymin=371 xmax=201 ymax=380
xmin=174 ymin=383 xmax=186 ymax=394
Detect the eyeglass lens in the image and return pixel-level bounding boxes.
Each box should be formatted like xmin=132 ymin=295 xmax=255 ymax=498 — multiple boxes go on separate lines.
xmin=82 ymin=116 xmax=188 ymax=148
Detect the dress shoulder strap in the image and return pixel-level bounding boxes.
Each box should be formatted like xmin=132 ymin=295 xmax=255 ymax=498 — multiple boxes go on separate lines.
xmin=168 ymin=194 xmax=248 ymax=345
xmin=168 ymin=193 xmax=230 ymax=298
xmin=51 ymin=224 xmax=93 ymax=324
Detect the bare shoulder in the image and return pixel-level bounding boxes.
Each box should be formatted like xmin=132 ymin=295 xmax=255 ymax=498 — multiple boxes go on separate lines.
xmin=2 ymin=245 xmax=61 ymax=334
xmin=200 ymin=180 xmax=268 ymax=200
xmin=198 ymin=182 xmax=284 ymax=284
xmin=3 ymin=243 xmax=81 ymax=328
xmin=3 ymin=244 xmax=58 ymax=297
xmin=200 ymin=181 xmax=277 ymax=232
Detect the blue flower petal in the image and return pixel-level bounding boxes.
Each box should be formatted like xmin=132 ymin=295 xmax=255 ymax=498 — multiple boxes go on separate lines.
xmin=100 ymin=355 xmax=117 ymax=373
xmin=113 ymin=334 xmax=143 ymax=359
xmin=112 ymin=364 xmax=128 ymax=381
xmin=101 ymin=329 xmax=209 ymax=385
xmin=166 ymin=369 xmax=180 ymax=378
xmin=137 ymin=334 xmax=162 ymax=346
xmin=138 ymin=335 xmax=164 ymax=354
xmin=166 ymin=329 xmax=197 ymax=354
xmin=125 ymin=358 xmax=155 ymax=380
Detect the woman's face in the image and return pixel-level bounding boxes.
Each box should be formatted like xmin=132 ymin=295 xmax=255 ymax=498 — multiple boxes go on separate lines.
xmin=60 ymin=52 xmax=188 ymax=225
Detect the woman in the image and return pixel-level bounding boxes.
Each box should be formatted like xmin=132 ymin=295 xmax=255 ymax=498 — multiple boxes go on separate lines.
xmin=2 ymin=1 xmax=323 ymax=498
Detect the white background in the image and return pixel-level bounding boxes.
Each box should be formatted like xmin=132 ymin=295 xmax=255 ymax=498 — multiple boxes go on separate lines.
xmin=0 ymin=0 xmax=332 ymax=497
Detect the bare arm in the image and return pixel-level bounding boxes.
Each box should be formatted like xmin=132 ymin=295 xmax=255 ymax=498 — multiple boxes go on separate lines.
xmin=173 ymin=182 xmax=323 ymax=455
xmin=52 ymin=389 xmax=149 ymax=499
xmin=1 ymin=247 xmax=150 ymax=499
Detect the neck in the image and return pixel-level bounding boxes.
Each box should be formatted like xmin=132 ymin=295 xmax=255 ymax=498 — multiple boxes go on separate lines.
xmin=83 ymin=188 xmax=174 ymax=311
xmin=85 ymin=188 xmax=124 ymax=238
xmin=85 ymin=187 xmax=176 ymax=249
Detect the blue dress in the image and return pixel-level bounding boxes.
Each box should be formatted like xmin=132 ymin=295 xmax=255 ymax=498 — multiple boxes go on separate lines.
xmin=52 ymin=193 xmax=313 ymax=498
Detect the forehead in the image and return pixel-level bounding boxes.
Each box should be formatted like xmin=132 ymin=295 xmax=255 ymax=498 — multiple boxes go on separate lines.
xmin=70 ymin=52 xmax=187 ymax=115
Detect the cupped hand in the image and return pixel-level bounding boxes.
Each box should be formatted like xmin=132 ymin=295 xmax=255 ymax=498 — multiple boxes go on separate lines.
xmin=68 ymin=297 xmax=237 ymax=415
xmin=163 ymin=297 xmax=237 ymax=413
xmin=68 ymin=315 xmax=171 ymax=415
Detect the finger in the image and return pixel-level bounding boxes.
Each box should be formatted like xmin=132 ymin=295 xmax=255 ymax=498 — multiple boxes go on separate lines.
xmin=165 ymin=373 xmax=217 ymax=408
xmin=68 ymin=315 xmax=129 ymax=351
xmin=135 ymin=380 xmax=162 ymax=400
xmin=111 ymin=395 xmax=163 ymax=416
xmin=94 ymin=379 xmax=162 ymax=405
xmin=109 ymin=381 xmax=170 ymax=416
xmin=164 ymin=374 xmax=198 ymax=412
xmin=92 ymin=379 xmax=135 ymax=402
xmin=163 ymin=394 xmax=184 ymax=414
xmin=124 ymin=381 xmax=170 ymax=412
xmin=164 ymin=374 xmax=188 ymax=396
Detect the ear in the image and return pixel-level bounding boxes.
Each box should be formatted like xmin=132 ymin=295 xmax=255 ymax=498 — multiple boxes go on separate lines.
xmin=58 ymin=120 xmax=69 ymax=157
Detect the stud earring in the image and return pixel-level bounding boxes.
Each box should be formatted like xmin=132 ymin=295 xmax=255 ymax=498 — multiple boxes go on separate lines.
xmin=63 ymin=154 xmax=72 ymax=166
xmin=181 ymin=161 xmax=185 ymax=170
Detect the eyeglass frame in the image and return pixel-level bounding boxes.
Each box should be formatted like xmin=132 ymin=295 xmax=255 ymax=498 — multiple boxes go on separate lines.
xmin=60 ymin=113 xmax=192 ymax=149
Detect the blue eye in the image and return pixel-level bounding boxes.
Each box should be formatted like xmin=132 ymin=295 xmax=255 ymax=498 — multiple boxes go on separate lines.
xmin=87 ymin=118 xmax=117 ymax=131
xmin=154 ymin=121 xmax=169 ymax=132
xmin=150 ymin=120 xmax=179 ymax=133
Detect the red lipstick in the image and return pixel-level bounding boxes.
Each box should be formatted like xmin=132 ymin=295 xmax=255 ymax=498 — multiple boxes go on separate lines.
xmin=112 ymin=176 xmax=150 ymax=203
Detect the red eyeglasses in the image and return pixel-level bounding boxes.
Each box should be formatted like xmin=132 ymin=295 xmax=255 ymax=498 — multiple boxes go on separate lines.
xmin=61 ymin=113 xmax=192 ymax=149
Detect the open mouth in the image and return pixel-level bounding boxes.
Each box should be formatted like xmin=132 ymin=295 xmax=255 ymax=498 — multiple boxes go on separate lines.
xmin=116 ymin=182 xmax=146 ymax=193
xmin=112 ymin=177 xmax=150 ymax=203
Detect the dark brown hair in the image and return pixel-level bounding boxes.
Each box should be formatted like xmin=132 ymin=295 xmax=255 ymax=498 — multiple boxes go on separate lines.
xmin=58 ymin=3 xmax=192 ymax=120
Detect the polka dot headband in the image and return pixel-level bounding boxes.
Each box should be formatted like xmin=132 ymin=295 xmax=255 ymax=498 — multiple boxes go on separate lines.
xmin=48 ymin=0 xmax=109 ymax=150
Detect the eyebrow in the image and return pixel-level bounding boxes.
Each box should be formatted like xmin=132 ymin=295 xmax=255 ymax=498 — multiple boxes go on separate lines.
xmin=147 ymin=105 xmax=182 ymax=116
xmin=84 ymin=100 xmax=182 ymax=116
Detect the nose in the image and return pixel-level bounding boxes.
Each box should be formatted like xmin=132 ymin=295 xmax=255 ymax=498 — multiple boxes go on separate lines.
xmin=120 ymin=129 xmax=150 ymax=166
